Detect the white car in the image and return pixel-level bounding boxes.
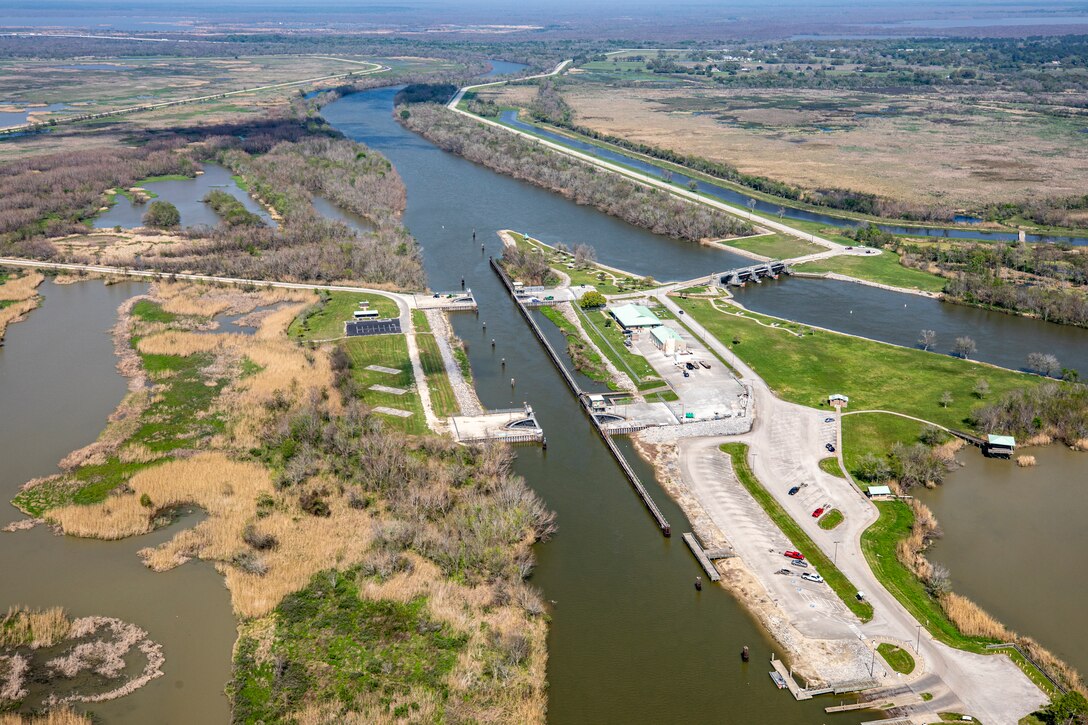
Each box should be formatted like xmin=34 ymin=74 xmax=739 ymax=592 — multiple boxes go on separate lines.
xmin=801 ymin=572 xmax=824 ymax=584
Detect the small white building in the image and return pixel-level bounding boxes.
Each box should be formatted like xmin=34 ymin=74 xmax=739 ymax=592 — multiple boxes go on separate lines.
xmin=651 ymin=326 xmax=686 ymax=356
xmin=587 ymin=394 xmax=608 ymax=412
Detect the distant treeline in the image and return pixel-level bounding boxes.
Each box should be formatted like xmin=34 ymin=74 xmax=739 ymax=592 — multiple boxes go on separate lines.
xmin=398 ymin=102 xmax=753 ymax=242
xmin=974 ymin=383 xmax=1088 ymax=447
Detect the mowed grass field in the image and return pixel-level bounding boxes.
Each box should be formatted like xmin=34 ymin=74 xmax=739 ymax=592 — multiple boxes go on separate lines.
xmin=342 ymin=335 xmax=426 ymax=435
xmin=675 ymin=296 xmax=1039 ymax=465
xmin=412 ymin=310 xmax=460 ymax=419
xmin=289 ymin=292 xmax=400 ymax=341
xmin=796 ymin=251 xmax=947 ymax=293
xmin=722 ymin=233 xmax=823 ymax=260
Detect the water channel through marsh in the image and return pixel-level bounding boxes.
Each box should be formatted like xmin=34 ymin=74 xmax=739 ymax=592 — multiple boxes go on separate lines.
xmin=1 ymin=74 xmax=1083 ymax=723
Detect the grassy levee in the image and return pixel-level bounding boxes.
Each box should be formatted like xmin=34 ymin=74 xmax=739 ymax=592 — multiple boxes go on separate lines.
xmin=538 ymin=305 xmax=617 ymax=389
xmin=289 ymin=291 xmax=400 ymax=341
xmin=795 ymin=251 xmax=947 ymax=293
xmin=877 ymin=643 xmax=916 ymax=674
xmin=574 ymin=304 xmax=663 ymax=390
xmin=675 ymin=296 xmax=1038 ymax=473
xmin=862 ymin=501 xmax=994 ymax=653
xmin=721 ymin=232 xmax=824 ymax=259
xmin=413 ymin=317 xmax=460 ymax=419
xmin=720 ymin=443 xmax=874 ymax=622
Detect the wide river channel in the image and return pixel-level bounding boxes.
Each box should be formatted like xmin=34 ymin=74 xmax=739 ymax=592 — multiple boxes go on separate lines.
xmin=1 ymin=75 xmax=1082 ymax=723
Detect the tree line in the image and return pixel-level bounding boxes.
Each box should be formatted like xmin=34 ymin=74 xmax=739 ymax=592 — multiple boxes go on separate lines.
xmin=397 ymin=102 xmax=754 ymax=243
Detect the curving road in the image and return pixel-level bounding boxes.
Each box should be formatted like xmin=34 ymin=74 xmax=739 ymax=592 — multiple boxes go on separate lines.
xmin=657 ymin=291 xmax=1047 ymax=724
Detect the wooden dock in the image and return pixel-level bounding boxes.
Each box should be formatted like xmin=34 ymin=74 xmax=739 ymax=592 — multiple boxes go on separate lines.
xmin=682 ymin=533 xmax=720 ymax=582
xmin=491 ymin=256 xmax=671 ymax=537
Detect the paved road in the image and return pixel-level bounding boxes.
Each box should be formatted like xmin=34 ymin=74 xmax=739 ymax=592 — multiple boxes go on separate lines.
xmin=657 ymin=291 xmax=1047 ymax=724
xmin=449 ymin=63 xmax=872 ymax=256
xmin=0 ymin=256 xmax=441 ymax=430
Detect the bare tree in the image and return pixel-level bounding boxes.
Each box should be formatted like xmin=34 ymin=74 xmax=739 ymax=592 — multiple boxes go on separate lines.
xmin=573 ymin=243 xmax=597 ymax=268
xmin=973 ymin=378 xmax=990 ymax=399
xmin=939 ymin=391 xmax=953 ymax=408
xmin=953 ymin=336 xmax=977 ymax=359
xmin=1027 ymin=352 xmax=1061 ymax=378
xmin=919 ymin=329 xmax=937 ymax=351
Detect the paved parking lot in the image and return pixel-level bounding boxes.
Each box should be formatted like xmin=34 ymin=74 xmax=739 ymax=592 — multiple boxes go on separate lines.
xmin=678 ymin=437 xmax=858 ymax=640
xmin=345 ymin=318 xmax=402 ymax=336
xmin=633 ymin=320 xmax=747 ymax=421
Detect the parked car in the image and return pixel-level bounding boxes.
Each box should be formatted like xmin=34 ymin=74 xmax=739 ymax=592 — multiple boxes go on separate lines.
xmin=825 ymin=443 xmax=836 ymax=453
xmin=685 ymin=362 xmax=696 ymax=370
xmin=783 ymin=550 xmax=804 ymax=560
xmin=699 ymin=360 xmax=711 ymax=369
xmin=812 ymin=507 xmax=825 ymax=518
xmin=824 ymin=417 xmax=834 ymax=423
xmin=678 ymin=309 xmax=685 ymax=315
xmin=683 ymin=370 xmax=689 ymax=378
xmin=787 ymin=486 xmax=801 ymax=496
xmin=776 ymin=568 xmax=793 ymax=576
xmin=791 ymin=559 xmax=809 ymax=568
xmin=801 ymin=572 xmax=824 ymax=583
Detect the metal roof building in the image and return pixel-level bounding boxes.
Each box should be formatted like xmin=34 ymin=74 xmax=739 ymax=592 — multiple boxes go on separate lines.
xmin=610 ymin=303 xmax=661 ymax=329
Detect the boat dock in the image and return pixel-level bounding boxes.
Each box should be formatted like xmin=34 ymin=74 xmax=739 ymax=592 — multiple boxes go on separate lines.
xmin=449 ymin=404 xmax=545 ymax=445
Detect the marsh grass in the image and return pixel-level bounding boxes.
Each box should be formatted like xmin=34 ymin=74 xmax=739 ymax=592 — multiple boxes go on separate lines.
xmin=0 ymin=607 xmax=70 ymax=649
xmin=0 ymin=708 xmax=90 ymax=725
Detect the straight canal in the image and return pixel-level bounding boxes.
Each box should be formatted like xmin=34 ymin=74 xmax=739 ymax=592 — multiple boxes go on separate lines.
xmin=322 ymin=86 xmax=871 ymax=724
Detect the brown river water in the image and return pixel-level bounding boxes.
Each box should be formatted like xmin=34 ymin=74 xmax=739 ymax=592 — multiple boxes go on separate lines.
xmin=919 ymin=445 xmax=1088 ymax=678
xmin=0 ymin=279 xmax=236 ymax=723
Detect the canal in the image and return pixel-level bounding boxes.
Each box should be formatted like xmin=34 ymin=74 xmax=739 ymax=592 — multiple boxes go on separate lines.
xmin=322 ymin=86 xmax=868 ymax=724
xmin=497 ymin=111 xmax=1087 ymax=245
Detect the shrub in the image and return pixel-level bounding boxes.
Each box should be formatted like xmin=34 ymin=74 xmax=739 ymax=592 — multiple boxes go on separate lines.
xmin=142 ymin=200 xmax=180 ymax=228
xmin=139 ymin=493 xmax=153 ymax=508
xmin=242 ymin=523 xmax=279 ymax=551
xmin=579 ymin=290 xmax=607 ymax=308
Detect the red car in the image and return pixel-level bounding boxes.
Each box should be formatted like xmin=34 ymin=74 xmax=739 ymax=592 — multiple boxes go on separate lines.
xmin=812 ymin=507 xmax=825 ymax=518
xmin=783 ymin=550 xmax=804 ymax=560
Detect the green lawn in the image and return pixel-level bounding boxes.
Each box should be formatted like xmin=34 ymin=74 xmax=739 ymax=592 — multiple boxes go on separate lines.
xmin=290 ymin=291 xmax=400 ymax=341
xmin=413 ymin=318 xmax=460 ymax=419
xmin=506 ymin=231 xmax=654 ymax=295
xmin=721 ymin=443 xmax=873 ymax=622
xmin=818 ymin=508 xmax=844 ymax=530
xmin=818 ymin=456 xmax=846 ymax=478
xmin=575 ymin=305 xmax=663 ymax=390
xmin=877 ymin=642 xmax=916 ymax=674
xmin=342 ymin=335 xmax=426 ymax=435
xmin=676 ymin=297 xmax=1037 ymax=464
xmin=722 ymin=233 xmax=823 ymax=260
xmin=796 ymin=251 xmax=946 ymax=293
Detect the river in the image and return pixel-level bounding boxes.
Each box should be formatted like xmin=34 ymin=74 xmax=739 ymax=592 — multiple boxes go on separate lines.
xmin=919 ymin=445 xmax=1088 ymax=678
xmin=0 ymin=279 xmax=236 ymax=724
xmin=322 ymin=86 xmax=869 ymax=724
xmin=732 ymin=277 xmax=1088 ymax=377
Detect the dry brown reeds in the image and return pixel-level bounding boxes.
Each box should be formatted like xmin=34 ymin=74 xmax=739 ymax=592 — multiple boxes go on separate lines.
xmin=0 ymin=607 xmax=70 ymax=649
xmin=938 ymin=592 xmax=1014 ymax=641
xmin=0 ymin=707 xmax=91 ymax=725
xmin=0 ymin=272 xmax=43 ymax=302
xmin=1016 ymin=455 xmax=1037 ymax=467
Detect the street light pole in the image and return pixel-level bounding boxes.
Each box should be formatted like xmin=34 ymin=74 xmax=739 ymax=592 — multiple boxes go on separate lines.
xmin=833 ymin=540 xmax=841 ymax=565
xmin=869 ymin=641 xmax=876 ymax=677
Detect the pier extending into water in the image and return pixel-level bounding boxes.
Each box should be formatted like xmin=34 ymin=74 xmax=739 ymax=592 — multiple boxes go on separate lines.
xmin=491 ymin=256 xmax=672 ymax=536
